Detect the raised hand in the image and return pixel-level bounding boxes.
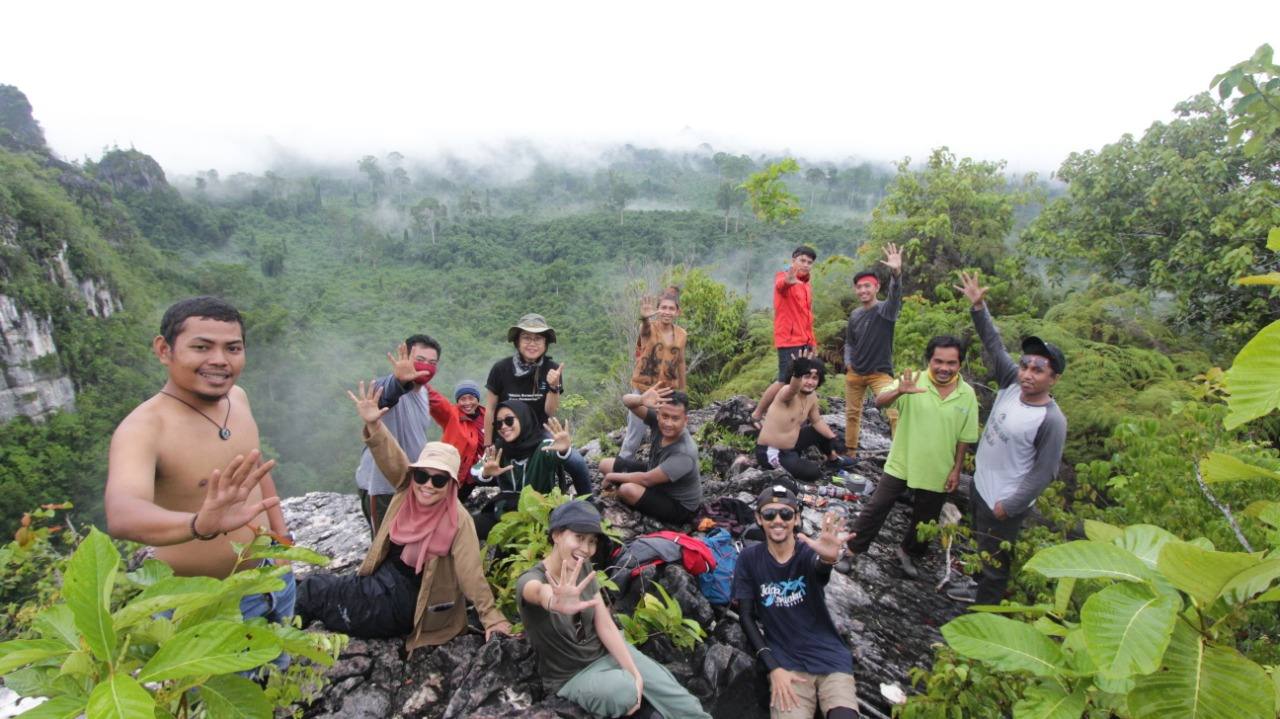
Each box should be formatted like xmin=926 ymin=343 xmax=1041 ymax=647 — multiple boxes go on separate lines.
xmin=546 ymin=556 xmax=596 ymax=614
xmin=640 ymin=381 xmax=673 ymax=408
xmin=954 ymin=270 xmax=989 ymax=309
xmin=480 ymin=446 xmax=512 ymax=479
xmin=880 ymin=242 xmax=904 ymax=276
xmin=347 ymin=380 xmax=390 ymax=426
xmin=544 ymin=417 xmax=573 ymax=454
xmin=798 ymin=509 xmax=853 ymax=563
xmin=387 ymin=343 xmax=430 ymax=384
xmin=898 ymin=368 xmax=927 ymax=395
xmin=193 ymin=450 xmax=280 ymax=537
xmin=640 ymin=295 xmax=656 ymax=319
xmin=546 ymin=362 xmax=564 ymax=389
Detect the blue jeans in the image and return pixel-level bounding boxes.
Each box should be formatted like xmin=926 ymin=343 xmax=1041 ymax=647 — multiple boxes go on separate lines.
xmin=563 ymin=447 xmax=594 ymax=497
xmin=240 ymin=570 xmax=296 ymax=672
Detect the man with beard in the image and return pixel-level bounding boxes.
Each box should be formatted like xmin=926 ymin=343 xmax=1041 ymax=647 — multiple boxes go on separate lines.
xmin=755 ymin=355 xmax=844 ymax=483
xmin=734 ymin=485 xmax=859 ymax=719
xmin=947 ymin=271 xmax=1068 ymax=605
xmin=359 ymin=336 xmax=442 ymax=534
xmin=841 ymin=336 xmax=979 ymax=579
xmin=106 ymin=297 xmax=293 ymax=625
xmin=598 ymin=384 xmax=702 ymax=525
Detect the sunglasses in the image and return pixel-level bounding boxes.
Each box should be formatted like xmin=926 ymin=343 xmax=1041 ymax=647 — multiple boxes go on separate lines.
xmin=496 ymin=416 xmax=518 ymax=428
xmin=760 ymin=508 xmax=796 ymax=522
xmin=1018 ymin=355 xmax=1052 ymax=371
xmin=412 ymin=470 xmax=452 ymax=488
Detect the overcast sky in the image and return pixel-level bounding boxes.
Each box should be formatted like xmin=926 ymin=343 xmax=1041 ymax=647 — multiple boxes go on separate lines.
xmin=4 ymin=1 xmax=1275 ymax=176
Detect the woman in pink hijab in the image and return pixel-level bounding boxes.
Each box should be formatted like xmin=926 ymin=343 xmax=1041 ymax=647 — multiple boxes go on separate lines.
xmin=296 ymin=381 xmax=511 ymax=651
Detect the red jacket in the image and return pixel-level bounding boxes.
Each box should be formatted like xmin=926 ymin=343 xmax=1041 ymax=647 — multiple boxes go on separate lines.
xmin=772 ymin=270 xmax=816 ymax=348
xmin=427 ymin=386 xmax=486 ymax=485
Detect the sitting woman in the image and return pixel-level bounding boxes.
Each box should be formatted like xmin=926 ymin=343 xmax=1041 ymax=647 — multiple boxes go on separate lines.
xmin=472 ymin=399 xmax=572 ymax=541
xmin=296 ymin=380 xmax=511 ymax=649
xmin=517 ymin=500 xmax=711 ymax=719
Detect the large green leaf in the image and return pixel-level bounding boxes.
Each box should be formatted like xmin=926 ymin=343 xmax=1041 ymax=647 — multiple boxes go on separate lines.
xmin=941 ymin=614 xmax=1064 ymax=677
xmin=1013 ymin=680 xmax=1086 ymax=719
xmin=1084 ymin=519 xmax=1123 ymax=542
xmin=1081 ymin=583 xmax=1179 ymax=677
xmin=125 ymin=559 xmax=173 ymax=588
xmin=198 ymin=674 xmax=272 ymax=719
xmin=137 ymin=620 xmax=281 ymax=682
xmin=1157 ymin=542 xmax=1259 ymax=607
xmin=1199 ymin=452 xmax=1280 ymax=483
xmin=32 ymin=605 xmax=81 ymax=649
xmin=86 ymin=674 xmax=155 ymax=719
xmin=112 ymin=576 xmax=222 ymax=630
xmin=0 ymin=639 xmax=71 ymax=674
xmin=242 ymin=543 xmax=330 ymax=566
xmin=1129 ymin=621 xmax=1275 ymax=719
xmin=62 ymin=528 xmax=119 ymax=664
xmin=1024 ymin=540 xmax=1153 ymax=583
xmin=1268 ymin=226 xmax=1280 ymax=252
xmin=1223 ymin=319 xmax=1280 ymax=429
xmin=1237 ymin=272 xmax=1280 ymax=286
xmin=1218 ymin=557 xmax=1280 ymax=605
xmin=1115 ymin=525 xmax=1178 ymax=571
xmin=15 ymin=696 xmax=87 ymax=719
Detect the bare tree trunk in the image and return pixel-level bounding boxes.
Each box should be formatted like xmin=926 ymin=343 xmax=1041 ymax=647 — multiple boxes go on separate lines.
xmin=1195 ymin=463 xmax=1254 ymax=552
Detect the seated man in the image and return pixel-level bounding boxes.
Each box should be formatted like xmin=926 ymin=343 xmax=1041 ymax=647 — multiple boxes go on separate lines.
xmin=734 ymin=485 xmax=859 ymax=719
xmin=755 ymin=356 xmax=849 ymax=483
xmin=598 ymin=384 xmax=703 ymax=525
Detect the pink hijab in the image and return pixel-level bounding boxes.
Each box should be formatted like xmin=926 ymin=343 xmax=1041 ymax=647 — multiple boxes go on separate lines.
xmin=389 ymin=475 xmax=460 ymax=574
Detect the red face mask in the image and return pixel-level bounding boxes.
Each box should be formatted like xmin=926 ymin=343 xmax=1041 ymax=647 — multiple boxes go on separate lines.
xmin=413 ymin=361 xmax=437 ymax=386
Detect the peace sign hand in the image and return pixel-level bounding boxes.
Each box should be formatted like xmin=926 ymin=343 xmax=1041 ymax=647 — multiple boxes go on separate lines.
xmin=898 ymin=368 xmax=927 ymax=394
xmin=954 ymin=270 xmax=989 ymax=309
xmin=546 ymin=556 xmax=596 ymax=614
xmin=346 ymin=380 xmax=390 ymax=426
xmin=387 ymin=343 xmax=431 ymax=385
xmin=798 ymin=509 xmax=853 ymax=563
xmin=480 ymin=446 xmax=512 ymax=479
xmin=544 ymin=417 xmax=573 ymax=454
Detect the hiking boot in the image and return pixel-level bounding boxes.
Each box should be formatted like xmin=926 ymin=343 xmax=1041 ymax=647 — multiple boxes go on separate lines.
xmin=825 ymin=455 xmax=857 ymax=471
xmin=895 ymin=546 xmax=920 ymax=579
xmin=946 ymin=585 xmax=977 ymax=604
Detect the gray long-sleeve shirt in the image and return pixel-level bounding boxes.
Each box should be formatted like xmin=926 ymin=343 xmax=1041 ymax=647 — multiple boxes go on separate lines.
xmin=843 ymin=274 xmax=902 ymax=375
xmin=353 ymin=373 xmax=432 ymax=496
xmin=970 ymin=305 xmax=1068 ymax=515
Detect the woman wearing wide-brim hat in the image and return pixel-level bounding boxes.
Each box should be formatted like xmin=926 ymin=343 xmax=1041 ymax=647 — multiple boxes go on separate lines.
xmin=479 ymin=312 xmax=594 ymax=500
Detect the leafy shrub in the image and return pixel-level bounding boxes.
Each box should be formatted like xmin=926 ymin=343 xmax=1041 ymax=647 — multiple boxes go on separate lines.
xmin=616 ymin=583 xmax=706 ymax=652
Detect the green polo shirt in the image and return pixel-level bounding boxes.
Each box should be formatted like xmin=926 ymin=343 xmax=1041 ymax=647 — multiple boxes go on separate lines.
xmin=881 ymin=377 xmax=980 ymax=492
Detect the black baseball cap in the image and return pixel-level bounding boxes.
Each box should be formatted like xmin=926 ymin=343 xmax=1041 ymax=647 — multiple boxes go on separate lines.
xmin=1021 ymin=336 xmax=1066 ymax=375
xmin=548 ymin=500 xmax=604 ymax=535
xmin=755 ymin=484 xmax=800 ymax=511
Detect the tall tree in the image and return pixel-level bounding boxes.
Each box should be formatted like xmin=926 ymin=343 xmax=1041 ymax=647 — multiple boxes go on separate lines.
xmin=357 ymin=155 xmax=385 ymax=202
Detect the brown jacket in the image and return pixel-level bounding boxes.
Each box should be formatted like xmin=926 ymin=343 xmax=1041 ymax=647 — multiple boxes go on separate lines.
xmin=361 ymin=423 xmax=507 ymax=651
xmin=631 ymin=321 xmax=687 ymax=391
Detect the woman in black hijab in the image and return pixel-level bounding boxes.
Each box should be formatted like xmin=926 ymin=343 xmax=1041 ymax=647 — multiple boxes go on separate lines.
xmin=471 ymin=399 xmax=573 ymax=540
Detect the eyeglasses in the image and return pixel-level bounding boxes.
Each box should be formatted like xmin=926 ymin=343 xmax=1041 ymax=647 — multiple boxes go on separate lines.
xmin=760 ymin=508 xmax=796 ymax=522
xmin=518 ymin=334 xmax=546 ymax=344
xmin=1018 ymin=355 xmax=1052 ymax=371
xmin=496 ymin=416 xmax=518 ymax=428
xmin=412 ymin=470 xmax=452 ymax=488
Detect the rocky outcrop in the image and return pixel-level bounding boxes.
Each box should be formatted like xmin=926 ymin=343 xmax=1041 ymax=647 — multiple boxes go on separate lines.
xmin=0 ymin=85 xmax=46 ymax=152
xmin=94 ymin=149 xmax=170 ymax=195
xmin=285 ymin=395 xmax=968 ymax=719
xmin=0 ymin=295 xmax=75 ymax=422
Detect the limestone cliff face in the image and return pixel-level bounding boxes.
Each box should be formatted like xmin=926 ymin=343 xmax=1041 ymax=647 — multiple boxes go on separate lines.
xmin=0 ymin=294 xmax=76 ymax=422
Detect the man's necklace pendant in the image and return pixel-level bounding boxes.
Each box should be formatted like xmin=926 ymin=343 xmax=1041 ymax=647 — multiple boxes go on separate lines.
xmin=219 ymin=427 xmax=232 ymax=440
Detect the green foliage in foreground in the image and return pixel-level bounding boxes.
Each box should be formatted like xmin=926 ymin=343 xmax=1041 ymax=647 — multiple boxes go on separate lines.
xmin=617 ymin=583 xmax=706 ymax=652
xmin=0 ymin=528 xmax=346 ymax=719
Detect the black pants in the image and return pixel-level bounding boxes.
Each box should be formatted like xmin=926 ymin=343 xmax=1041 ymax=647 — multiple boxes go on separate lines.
xmin=296 ymin=557 xmax=419 ymax=638
xmin=848 ymin=473 xmax=947 ymax=557
xmin=970 ymin=483 xmax=1025 ymax=605
xmin=358 ymin=490 xmax=394 ymax=536
xmin=755 ymin=426 xmax=833 ymax=482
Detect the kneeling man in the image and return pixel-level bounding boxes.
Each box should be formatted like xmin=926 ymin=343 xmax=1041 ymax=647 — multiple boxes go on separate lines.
xmin=599 ymin=384 xmax=703 ymax=525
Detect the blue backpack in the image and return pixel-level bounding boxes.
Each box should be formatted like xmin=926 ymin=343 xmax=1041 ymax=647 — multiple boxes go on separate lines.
xmin=697 ymin=528 xmax=739 ymax=605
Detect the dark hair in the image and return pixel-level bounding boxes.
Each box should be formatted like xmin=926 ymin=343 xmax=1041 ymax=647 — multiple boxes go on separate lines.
xmin=160 ymin=296 xmax=244 ymax=347
xmin=659 ymin=286 xmax=681 ymax=309
xmin=790 ymin=356 xmax=826 ymax=386
xmin=664 ymin=391 xmax=690 ymax=412
xmin=404 ymin=334 xmax=442 ymax=357
xmin=925 ymin=335 xmax=965 ymax=363
xmin=853 ymin=270 xmax=880 ymax=286
xmin=792 ymin=245 xmax=817 ymax=261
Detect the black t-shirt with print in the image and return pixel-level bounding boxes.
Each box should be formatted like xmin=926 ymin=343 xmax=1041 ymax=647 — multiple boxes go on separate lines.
xmin=486 ymin=356 xmax=562 ymax=428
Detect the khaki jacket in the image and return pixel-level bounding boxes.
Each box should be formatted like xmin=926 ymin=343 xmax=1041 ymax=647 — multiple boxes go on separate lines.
xmin=360 ymin=423 xmax=507 ymax=651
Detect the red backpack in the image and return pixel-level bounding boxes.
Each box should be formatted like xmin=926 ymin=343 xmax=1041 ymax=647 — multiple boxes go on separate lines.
xmin=607 ymin=530 xmax=717 ymax=595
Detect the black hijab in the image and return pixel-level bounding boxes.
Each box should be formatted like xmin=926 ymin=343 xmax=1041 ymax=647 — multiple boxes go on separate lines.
xmin=494 ymin=399 xmax=544 ymax=462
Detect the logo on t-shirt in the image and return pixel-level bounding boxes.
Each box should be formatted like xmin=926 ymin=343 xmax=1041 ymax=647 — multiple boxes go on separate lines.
xmin=760 ymin=578 xmax=807 ymax=608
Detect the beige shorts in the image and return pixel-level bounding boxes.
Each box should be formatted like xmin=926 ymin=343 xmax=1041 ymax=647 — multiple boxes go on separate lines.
xmin=772 ymin=671 xmax=857 ymax=719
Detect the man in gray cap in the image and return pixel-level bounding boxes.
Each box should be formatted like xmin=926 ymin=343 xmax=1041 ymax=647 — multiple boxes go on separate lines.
xmin=950 ymin=271 xmax=1068 ymax=605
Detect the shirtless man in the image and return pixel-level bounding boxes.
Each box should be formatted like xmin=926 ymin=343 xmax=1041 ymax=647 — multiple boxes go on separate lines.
xmin=754 ymin=355 xmax=844 ymax=483
xmin=105 ymin=297 xmax=292 ymax=615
